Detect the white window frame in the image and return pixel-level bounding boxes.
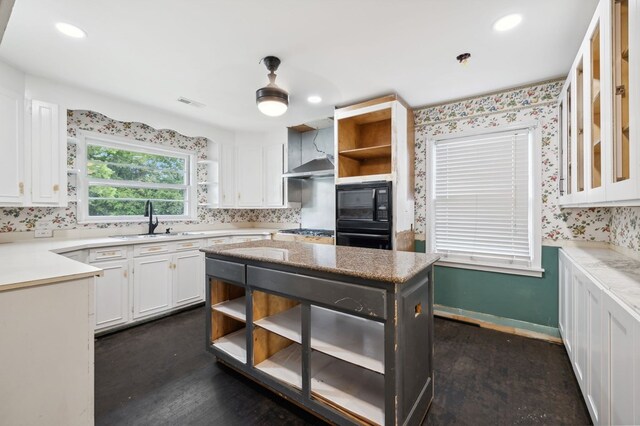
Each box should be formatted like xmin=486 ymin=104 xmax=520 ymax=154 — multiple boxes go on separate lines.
xmin=76 ymin=131 xmax=197 ymax=223
xmin=427 ymin=122 xmax=543 ymax=277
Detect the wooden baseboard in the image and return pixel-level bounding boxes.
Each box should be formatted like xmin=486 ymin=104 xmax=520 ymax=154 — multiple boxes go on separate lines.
xmin=434 ymin=309 xmax=563 ymax=345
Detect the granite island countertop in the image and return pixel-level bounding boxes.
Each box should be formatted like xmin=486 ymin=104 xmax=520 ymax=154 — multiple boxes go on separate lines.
xmin=201 ymin=240 xmax=440 ymax=284
xmin=562 ymin=247 xmax=640 ymax=318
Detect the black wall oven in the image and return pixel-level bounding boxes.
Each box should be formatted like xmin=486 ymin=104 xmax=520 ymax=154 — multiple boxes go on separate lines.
xmin=335 ymin=181 xmax=392 ymax=250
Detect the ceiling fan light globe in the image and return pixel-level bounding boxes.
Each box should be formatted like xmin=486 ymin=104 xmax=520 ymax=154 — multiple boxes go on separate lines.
xmin=257 ymin=99 xmax=288 ymax=117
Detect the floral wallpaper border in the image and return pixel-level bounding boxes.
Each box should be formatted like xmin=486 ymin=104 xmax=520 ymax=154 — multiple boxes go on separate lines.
xmin=0 ymin=110 xmax=300 ymax=233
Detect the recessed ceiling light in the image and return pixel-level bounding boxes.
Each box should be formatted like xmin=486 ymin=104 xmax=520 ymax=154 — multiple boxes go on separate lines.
xmin=493 ymin=14 xmax=522 ymax=32
xmin=55 ymin=22 xmax=87 ymax=39
xmin=307 ymin=95 xmax=322 ymax=104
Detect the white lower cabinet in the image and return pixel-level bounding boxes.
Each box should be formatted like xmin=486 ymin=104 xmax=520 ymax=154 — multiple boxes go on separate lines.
xmin=584 ymin=272 xmax=603 ymax=424
xmin=133 ymin=254 xmax=173 ymax=319
xmin=92 ymin=259 xmax=130 ymax=330
xmin=602 ymin=293 xmax=639 ymax=425
xmin=173 ymin=250 xmax=204 ymax=307
xmin=558 ymin=250 xmax=574 ymax=358
xmin=559 ymin=249 xmax=640 ymax=425
xmin=89 ymin=234 xmax=270 ymax=332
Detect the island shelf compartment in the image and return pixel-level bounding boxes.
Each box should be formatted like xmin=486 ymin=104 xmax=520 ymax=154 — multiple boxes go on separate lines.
xmin=254 ymin=303 xmax=385 ymax=374
xmin=209 ymin=278 xmax=247 ymax=363
xmin=204 ymin=255 xmax=434 ymax=426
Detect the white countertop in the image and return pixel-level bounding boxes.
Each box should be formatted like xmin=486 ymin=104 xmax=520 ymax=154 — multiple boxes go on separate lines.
xmin=562 ymin=247 xmax=640 ymax=318
xmin=0 ymin=228 xmax=277 ymax=292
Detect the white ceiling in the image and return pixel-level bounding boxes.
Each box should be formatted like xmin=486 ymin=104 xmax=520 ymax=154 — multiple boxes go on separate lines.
xmin=0 ymin=0 xmax=598 ymax=132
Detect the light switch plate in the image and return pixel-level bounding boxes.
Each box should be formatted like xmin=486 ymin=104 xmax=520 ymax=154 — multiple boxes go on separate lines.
xmin=35 ymin=229 xmax=53 ymax=238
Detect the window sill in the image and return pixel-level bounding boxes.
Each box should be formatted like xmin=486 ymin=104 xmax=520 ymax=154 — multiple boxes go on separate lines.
xmin=435 ymin=260 xmax=544 ymax=278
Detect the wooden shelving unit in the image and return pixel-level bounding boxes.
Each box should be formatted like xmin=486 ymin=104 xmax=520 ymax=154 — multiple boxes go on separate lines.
xmin=336 ymin=105 xmax=393 ymax=179
xmin=210 ymin=279 xmax=246 ymax=363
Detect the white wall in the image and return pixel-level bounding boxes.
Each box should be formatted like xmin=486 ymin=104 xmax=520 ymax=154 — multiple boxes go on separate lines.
xmin=0 ymin=60 xmax=24 ymax=93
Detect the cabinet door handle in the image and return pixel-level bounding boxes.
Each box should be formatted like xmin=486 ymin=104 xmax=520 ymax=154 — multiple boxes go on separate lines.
xmin=124 ymin=270 xmax=128 ymax=278
xmin=53 ymin=184 xmax=60 ymax=192
xmin=18 ymin=182 xmax=24 ymax=195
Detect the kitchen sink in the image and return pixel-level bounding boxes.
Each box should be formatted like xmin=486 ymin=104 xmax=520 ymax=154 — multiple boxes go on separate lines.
xmin=110 ymin=231 xmax=206 ymax=240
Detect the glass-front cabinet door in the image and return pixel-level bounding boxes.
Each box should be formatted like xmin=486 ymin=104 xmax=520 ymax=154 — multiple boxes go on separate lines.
xmin=559 ymin=0 xmax=640 ymax=206
xmin=606 ymin=0 xmax=638 ymax=200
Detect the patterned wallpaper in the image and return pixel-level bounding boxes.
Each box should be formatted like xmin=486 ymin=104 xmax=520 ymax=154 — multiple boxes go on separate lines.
xmin=412 ymin=80 xmax=611 ymax=244
xmin=0 ymin=110 xmax=300 ymax=233
xmin=610 ymin=207 xmax=640 ymax=252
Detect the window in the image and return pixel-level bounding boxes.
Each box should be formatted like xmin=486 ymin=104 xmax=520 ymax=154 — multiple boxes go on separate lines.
xmin=429 ymin=125 xmax=542 ymax=277
xmin=77 ymin=133 xmax=196 ymax=222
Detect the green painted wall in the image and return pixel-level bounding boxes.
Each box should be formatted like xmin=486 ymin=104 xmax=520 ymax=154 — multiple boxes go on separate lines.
xmin=415 ymin=241 xmax=559 ymax=328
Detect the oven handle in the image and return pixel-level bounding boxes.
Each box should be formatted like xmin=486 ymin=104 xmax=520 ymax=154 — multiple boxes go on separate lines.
xmin=337 ymin=232 xmax=390 ymax=240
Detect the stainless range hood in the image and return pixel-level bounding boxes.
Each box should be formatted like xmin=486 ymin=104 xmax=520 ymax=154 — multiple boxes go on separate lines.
xmin=282 ymin=154 xmax=334 ymax=179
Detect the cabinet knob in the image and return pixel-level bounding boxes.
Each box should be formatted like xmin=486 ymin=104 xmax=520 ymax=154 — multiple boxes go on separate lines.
xmin=18 ymin=182 xmax=24 ymax=195
xmin=53 ymin=184 xmax=60 ymax=192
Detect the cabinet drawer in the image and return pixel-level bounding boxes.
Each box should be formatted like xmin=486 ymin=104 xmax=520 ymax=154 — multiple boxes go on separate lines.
xmin=247 ymin=266 xmax=386 ymax=319
xmin=207 ymin=237 xmax=230 ymax=246
xmin=89 ymin=246 xmax=128 ymax=262
xmin=229 ymin=235 xmax=270 ymax=243
xmin=206 ymin=258 xmax=245 ymax=284
xmin=133 ymin=243 xmax=171 ymax=257
xmin=175 ymin=239 xmax=201 ymax=251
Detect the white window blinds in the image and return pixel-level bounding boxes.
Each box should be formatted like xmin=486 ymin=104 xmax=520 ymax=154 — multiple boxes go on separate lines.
xmin=433 ymin=129 xmax=533 ymax=268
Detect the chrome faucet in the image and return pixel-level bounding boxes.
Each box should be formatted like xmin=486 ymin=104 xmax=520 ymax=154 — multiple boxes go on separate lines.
xmin=144 ymin=200 xmax=159 ymax=235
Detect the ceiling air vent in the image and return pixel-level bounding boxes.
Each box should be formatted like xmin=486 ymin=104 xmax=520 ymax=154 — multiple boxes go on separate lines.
xmin=177 ymin=97 xmax=206 ymax=108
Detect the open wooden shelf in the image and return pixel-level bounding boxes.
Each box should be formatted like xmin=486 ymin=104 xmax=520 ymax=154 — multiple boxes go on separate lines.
xmin=212 ymin=328 xmax=246 ymax=363
xmin=312 ymin=352 xmax=385 ymax=425
xmin=255 ymin=342 xmax=305 ymax=389
xmin=254 ymin=305 xmax=385 ymax=374
xmin=339 ymin=144 xmax=391 ymax=160
xmin=210 ymin=279 xmax=246 ymax=362
xmin=337 ymin=106 xmax=393 ymax=179
xmin=622 ymin=47 xmax=629 ymax=61
xmin=254 ymin=342 xmax=384 ymax=425
xmin=212 ymin=296 xmax=246 ymax=322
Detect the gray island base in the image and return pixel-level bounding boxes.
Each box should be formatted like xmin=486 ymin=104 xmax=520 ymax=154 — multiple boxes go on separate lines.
xmin=201 ymin=240 xmax=439 ymax=426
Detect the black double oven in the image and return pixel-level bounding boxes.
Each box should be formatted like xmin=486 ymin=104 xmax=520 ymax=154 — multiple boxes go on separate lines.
xmin=335 ymin=181 xmax=392 ymax=250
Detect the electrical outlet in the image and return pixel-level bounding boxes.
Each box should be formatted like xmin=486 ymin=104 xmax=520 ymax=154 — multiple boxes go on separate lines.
xmin=35 ymin=229 xmax=53 ymax=238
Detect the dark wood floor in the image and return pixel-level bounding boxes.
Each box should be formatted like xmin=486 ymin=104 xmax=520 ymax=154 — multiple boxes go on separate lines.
xmin=95 ymin=307 xmax=591 ymax=426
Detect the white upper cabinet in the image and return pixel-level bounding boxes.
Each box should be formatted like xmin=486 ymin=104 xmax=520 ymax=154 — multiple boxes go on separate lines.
xmin=0 ymin=86 xmax=24 ymax=205
xmin=263 ymin=143 xmax=284 ymax=207
xmin=236 ymin=144 xmax=264 ymax=207
xmin=560 ymin=0 xmax=640 ymax=206
xmin=212 ymin=139 xmax=286 ymax=209
xmin=30 ymin=100 xmax=66 ymax=205
xmin=220 ymin=143 xmax=236 ymax=208
xmin=0 ymin=90 xmax=66 ymax=207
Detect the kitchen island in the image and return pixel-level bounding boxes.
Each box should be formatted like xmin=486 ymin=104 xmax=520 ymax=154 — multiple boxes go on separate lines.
xmin=201 ymin=240 xmax=439 ymax=426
